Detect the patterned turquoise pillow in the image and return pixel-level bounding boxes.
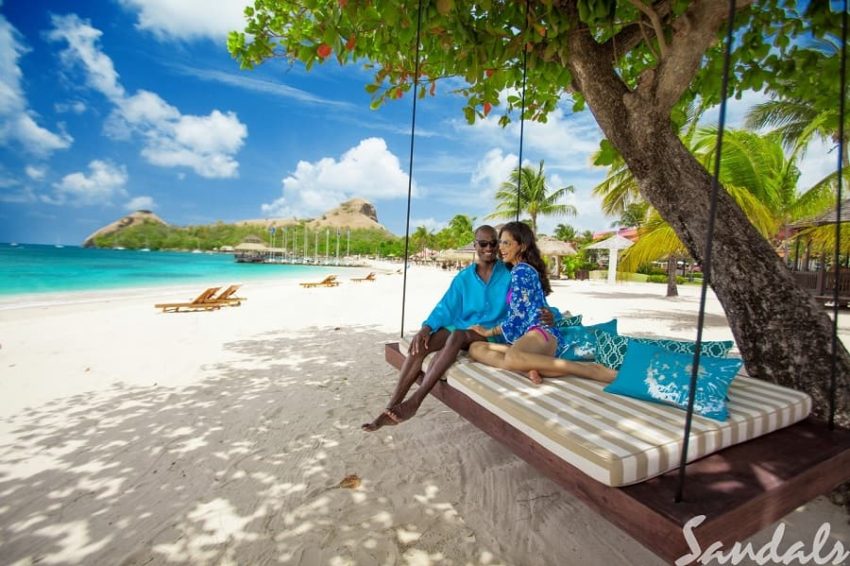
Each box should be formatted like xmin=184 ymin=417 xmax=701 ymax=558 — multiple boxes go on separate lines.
xmin=595 ymin=330 xmax=735 ymax=370
xmin=604 ymin=341 xmax=742 ymax=421
xmin=557 ymin=319 xmax=617 ymax=361
xmin=557 ymin=313 xmax=583 ymax=328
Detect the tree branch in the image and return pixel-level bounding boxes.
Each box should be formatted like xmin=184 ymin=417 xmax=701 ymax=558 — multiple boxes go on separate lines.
xmin=603 ymin=0 xmax=673 ymax=58
xmin=639 ymin=20 xmax=659 ymax=60
xmin=652 ymin=0 xmax=755 ymax=112
xmin=625 ymin=0 xmax=669 ymax=57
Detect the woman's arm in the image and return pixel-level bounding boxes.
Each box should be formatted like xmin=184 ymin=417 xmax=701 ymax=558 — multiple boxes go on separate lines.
xmin=498 ymin=264 xmax=537 ymax=343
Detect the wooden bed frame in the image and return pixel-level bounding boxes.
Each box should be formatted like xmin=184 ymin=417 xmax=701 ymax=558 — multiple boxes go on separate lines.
xmin=385 ymin=342 xmax=850 ymax=563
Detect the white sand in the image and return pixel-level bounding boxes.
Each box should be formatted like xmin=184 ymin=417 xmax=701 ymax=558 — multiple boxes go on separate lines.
xmin=0 ymin=265 xmax=847 ymax=565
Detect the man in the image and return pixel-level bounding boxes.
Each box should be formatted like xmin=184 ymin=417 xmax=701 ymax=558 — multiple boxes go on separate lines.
xmin=362 ymin=224 xmax=555 ymax=431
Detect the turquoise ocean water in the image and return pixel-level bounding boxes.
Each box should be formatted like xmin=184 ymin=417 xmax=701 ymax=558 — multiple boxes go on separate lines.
xmin=0 ymin=243 xmax=336 ymax=296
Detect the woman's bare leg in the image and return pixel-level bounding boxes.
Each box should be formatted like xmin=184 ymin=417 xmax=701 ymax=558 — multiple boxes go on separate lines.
xmin=467 ymin=341 xmax=511 ymax=367
xmin=504 ymin=332 xmax=617 ymax=383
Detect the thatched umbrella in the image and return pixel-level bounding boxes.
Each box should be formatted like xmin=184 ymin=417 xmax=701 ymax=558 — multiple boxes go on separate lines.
xmin=234 ymin=239 xmax=268 ymax=262
xmin=585 ymin=234 xmax=634 ymax=284
xmin=536 ymin=236 xmax=577 ymax=278
xmin=235 ymin=242 xmax=268 ymax=251
xmin=435 ymin=246 xmax=476 ymax=263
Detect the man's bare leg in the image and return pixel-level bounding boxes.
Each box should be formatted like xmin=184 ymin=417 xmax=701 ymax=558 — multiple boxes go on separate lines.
xmin=362 ymin=329 xmax=451 ymax=431
xmin=387 ymin=329 xmax=486 ymax=423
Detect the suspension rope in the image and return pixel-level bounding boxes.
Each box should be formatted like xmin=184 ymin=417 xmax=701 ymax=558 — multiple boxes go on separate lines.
xmin=830 ymin=0 xmax=848 ymax=430
xmin=399 ymin=0 xmax=425 ymax=338
xmin=675 ymin=0 xmax=736 ymax=503
xmin=516 ymin=0 xmax=531 ymax=222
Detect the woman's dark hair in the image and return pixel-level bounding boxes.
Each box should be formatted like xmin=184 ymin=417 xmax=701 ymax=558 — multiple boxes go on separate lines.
xmin=499 ymin=221 xmax=552 ymax=295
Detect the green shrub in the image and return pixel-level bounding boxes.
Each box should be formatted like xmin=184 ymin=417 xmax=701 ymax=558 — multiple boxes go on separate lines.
xmin=647 ymin=274 xmax=685 ymax=284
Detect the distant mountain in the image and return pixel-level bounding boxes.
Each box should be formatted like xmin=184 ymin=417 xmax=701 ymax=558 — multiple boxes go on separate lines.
xmin=82 ymin=199 xmax=392 ymax=246
xmin=82 ymin=210 xmax=168 ymax=247
xmin=235 ymin=198 xmax=391 ymax=232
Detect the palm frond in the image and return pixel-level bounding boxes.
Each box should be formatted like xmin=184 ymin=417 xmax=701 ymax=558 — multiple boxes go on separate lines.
xmin=619 ymin=225 xmax=686 ymax=272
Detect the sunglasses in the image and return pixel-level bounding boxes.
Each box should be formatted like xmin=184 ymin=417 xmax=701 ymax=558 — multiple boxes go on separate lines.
xmin=476 ymin=239 xmax=498 ymax=249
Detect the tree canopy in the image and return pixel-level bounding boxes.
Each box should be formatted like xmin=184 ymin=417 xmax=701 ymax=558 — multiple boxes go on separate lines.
xmin=229 ymin=0 xmax=841 ymax=132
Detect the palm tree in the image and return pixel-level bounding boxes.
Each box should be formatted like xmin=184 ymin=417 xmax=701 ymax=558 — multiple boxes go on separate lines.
xmin=554 ymin=223 xmax=577 ymax=242
xmin=487 ymin=160 xmax=576 ymax=234
xmin=618 ymin=129 xmax=823 ymax=293
xmin=744 ymin=38 xmax=849 ymax=169
xmin=411 ymin=225 xmax=433 ymax=255
xmin=447 ymin=214 xmax=475 ymax=247
xmin=694 ymin=128 xmax=836 ymax=254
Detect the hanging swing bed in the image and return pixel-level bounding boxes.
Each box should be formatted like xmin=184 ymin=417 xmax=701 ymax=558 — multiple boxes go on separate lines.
xmin=387 ymin=0 xmax=850 ymax=562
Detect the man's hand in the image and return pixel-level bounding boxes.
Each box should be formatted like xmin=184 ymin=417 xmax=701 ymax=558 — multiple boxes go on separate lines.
xmin=469 ymin=325 xmax=489 ymax=337
xmin=409 ymin=325 xmax=432 ymax=357
xmin=539 ymin=308 xmax=555 ymax=327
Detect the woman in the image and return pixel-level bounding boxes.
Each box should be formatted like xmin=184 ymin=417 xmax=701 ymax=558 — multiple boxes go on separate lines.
xmin=469 ymin=222 xmax=615 ymax=385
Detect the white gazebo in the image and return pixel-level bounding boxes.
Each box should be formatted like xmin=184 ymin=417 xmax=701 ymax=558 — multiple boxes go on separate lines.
xmin=585 ymin=234 xmax=634 ymax=284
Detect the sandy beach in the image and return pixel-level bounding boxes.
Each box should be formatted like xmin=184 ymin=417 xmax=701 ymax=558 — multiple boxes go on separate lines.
xmin=0 ymin=265 xmax=848 ymax=565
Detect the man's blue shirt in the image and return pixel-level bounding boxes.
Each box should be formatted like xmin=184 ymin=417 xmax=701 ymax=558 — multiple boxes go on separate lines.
xmin=423 ymin=261 xmax=511 ymax=332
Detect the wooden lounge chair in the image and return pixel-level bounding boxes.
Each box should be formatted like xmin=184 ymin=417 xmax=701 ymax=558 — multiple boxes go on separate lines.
xmin=351 ymin=272 xmax=376 ymax=283
xmin=212 ymin=284 xmax=245 ymax=306
xmin=154 ymin=287 xmax=222 ymax=313
xmin=300 ymin=275 xmax=340 ymax=288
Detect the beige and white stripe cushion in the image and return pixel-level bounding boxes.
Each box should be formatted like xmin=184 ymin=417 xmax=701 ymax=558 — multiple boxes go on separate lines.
xmin=397 ymin=338 xmax=812 ymax=487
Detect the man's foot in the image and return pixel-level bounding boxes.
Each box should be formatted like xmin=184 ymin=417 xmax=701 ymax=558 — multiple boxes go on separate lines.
xmin=388 ymin=399 xmax=420 ymax=422
xmin=361 ymin=408 xmax=402 ymax=432
xmin=528 ymin=369 xmax=543 ymax=385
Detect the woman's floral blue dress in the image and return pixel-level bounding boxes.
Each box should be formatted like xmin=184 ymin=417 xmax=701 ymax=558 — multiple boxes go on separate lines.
xmin=499 ymin=263 xmax=567 ymax=355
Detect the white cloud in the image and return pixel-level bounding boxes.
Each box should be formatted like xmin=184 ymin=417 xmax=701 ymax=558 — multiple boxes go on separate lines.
xmin=465 ymin=106 xmax=603 ymax=172
xmin=262 ymin=138 xmax=414 ymax=218
xmin=47 ymin=14 xmax=125 ymax=101
xmin=54 ymin=100 xmax=87 ymax=114
xmin=797 ymin=138 xmax=839 ymax=190
xmin=125 ymin=195 xmax=156 ymax=211
xmin=118 ymin=0 xmax=252 ymax=41
xmin=47 ymin=15 xmax=247 ymax=179
xmin=471 ymin=148 xmax=518 ymax=193
xmin=25 ymin=165 xmax=46 ymax=179
xmin=173 ymin=65 xmax=353 ymax=108
xmin=52 ymin=160 xmax=128 ymax=206
xmin=0 ymin=14 xmax=72 ymax=155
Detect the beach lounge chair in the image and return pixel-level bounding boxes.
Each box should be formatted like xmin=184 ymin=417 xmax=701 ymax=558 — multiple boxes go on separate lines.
xmin=212 ymin=284 xmax=245 ymax=306
xmin=154 ymin=287 xmax=222 ymax=313
xmin=351 ymin=272 xmax=376 ymax=283
xmin=299 ymin=275 xmax=340 ymax=288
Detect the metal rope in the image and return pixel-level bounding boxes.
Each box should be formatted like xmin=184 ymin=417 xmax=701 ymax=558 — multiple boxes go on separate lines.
xmin=830 ymin=0 xmax=848 ymax=429
xmin=399 ymin=0 xmax=424 ymax=338
xmin=516 ymin=0 xmax=531 ymax=222
xmin=675 ymin=0 xmax=736 ymax=503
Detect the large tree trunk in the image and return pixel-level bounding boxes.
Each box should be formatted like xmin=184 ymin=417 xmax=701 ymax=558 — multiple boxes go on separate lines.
xmin=566 ymin=9 xmax=849 ymax=427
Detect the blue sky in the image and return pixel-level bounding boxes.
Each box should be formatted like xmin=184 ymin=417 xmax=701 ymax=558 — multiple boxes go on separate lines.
xmin=0 ymin=0 xmax=836 ymax=246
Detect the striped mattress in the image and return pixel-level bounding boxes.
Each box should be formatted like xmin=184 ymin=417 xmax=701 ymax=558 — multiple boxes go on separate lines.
xmin=397 ymin=339 xmax=812 ymax=487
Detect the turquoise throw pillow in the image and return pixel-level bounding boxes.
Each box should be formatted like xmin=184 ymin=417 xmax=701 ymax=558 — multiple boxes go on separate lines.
xmin=595 ymin=329 xmax=735 ymax=371
xmin=558 ymin=319 xmax=617 ymax=361
xmin=557 ymin=313 xmax=583 ymax=328
xmin=604 ymin=341 xmax=742 ymax=421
